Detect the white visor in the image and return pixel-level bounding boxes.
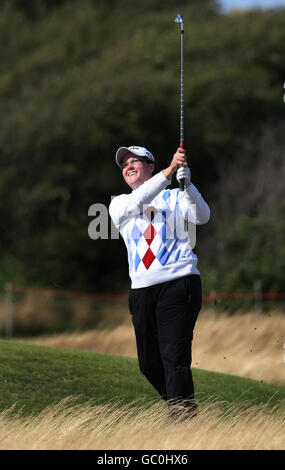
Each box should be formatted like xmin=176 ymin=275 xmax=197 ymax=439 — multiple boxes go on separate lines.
xmin=115 ymin=146 xmax=155 ymax=167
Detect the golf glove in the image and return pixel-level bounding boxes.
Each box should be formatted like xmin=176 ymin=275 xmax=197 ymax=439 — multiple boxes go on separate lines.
xmin=176 ymin=165 xmax=191 ymax=187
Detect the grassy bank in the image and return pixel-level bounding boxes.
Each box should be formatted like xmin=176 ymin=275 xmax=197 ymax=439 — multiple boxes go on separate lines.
xmin=26 ymin=311 xmax=285 ymax=387
xmin=0 ymin=340 xmax=284 ymax=417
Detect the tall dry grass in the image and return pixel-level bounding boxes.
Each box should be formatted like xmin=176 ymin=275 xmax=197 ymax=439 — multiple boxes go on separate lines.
xmin=28 ymin=310 xmax=285 ymax=386
xmin=0 ymin=397 xmax=283 ymax=450
xmin=0 ymin=292 xmax=129 ymax=335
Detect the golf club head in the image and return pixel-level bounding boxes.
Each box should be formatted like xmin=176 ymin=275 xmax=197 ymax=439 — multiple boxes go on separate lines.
xmin=174 ymin=13 xmax=184 ymax=30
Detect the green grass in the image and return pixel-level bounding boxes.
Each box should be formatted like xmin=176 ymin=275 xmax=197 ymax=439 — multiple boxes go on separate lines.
xmin=0 ymin=340 xmax=284 ymax=417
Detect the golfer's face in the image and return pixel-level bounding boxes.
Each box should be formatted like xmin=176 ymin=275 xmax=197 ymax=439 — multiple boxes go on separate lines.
xmin=121 ymin=153 xmax=154 ymax=189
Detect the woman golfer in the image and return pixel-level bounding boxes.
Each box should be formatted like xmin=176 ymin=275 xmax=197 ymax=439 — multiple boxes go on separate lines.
xmin=109 ymin=145 xmax=210 ymax=420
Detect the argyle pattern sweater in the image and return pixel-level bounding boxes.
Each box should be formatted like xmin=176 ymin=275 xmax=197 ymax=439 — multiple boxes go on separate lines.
xmin=109 ymin=171 xmax=210 ymax=288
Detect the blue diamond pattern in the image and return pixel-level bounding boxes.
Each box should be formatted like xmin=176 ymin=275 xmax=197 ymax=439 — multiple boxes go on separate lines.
xmin=174 ymin=249 xmax=181 ymax=262
xmin=134 ymin=252 xmax=141 ymax=271
xmin=162 ymin=190 xmax=170 ymax=201
xmin=157 ymin=246 xmax=170 ymax=266
xmin=159 ymin=223 xmax=167 ymax=244
xmin=128 ymin=240 xmax=133 ymax=268
xmin=131 ymin=224 xmax=142 ymax=246
xmin=161 ymin=210 xmax=167 ymax=219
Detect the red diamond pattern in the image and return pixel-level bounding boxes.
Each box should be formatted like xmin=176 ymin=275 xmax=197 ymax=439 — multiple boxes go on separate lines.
xmin=142 ymin=248 xmax=155 ymax=269
xmin=143 ymin=223 xmax=156 ymax=246
xmin=141 ymin=207 xmax=158 ymax=270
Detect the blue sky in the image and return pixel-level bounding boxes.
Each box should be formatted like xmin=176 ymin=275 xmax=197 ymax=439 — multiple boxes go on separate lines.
xmin=220 ymin=0 xmax=285 ymax=11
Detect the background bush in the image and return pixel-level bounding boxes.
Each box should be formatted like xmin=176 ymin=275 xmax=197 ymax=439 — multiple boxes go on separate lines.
xmin=0 ymin=0 xmax=284 ymax=310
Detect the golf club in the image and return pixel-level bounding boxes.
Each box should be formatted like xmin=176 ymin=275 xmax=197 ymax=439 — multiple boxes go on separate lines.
xmin=174 ymin=13 xmax=185 ymax=191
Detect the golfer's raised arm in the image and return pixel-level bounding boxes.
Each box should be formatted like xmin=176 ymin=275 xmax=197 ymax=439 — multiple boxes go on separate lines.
xmin=109 ymin=171 xmax=171 ymax=229
xmin=179 ymin=184 xmax=210 ymax=225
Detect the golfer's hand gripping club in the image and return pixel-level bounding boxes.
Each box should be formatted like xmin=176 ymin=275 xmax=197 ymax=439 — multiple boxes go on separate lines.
xmin=164 ymin=147 xmax=188 ymax=185
xmin=178 ymin=144 xmax=186 ymax=191
xmin=176 ymin=163 xmax=191 ymax=188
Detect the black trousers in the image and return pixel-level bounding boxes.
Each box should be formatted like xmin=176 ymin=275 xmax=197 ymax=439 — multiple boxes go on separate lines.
xmin=129 ymin=275 xmax=202 ymax=409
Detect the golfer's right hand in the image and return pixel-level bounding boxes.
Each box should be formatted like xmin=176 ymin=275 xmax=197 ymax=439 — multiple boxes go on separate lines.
xmin=171 ymin=148 xmax=188 ymax=171
xmin=163 ymin=147 xmax=188 ymax=180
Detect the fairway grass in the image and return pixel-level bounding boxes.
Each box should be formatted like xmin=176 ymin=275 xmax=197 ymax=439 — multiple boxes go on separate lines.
xmin=0 ymin=340 xmax=284 ymax=418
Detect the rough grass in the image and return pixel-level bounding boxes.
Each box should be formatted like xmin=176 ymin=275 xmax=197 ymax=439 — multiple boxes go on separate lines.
xmin=0 ymin=397 xmax=284 ymax=450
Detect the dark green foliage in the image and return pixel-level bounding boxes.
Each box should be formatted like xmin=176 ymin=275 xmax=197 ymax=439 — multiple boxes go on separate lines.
xmin=222 ymin=208 xmax=285 ymax=292
xmin=0 ymin=0 xmax=284 ymax=305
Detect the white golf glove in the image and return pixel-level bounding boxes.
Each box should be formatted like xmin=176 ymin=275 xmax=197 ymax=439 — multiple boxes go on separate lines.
xmin=176 ymin=165 xmax=191 ymax=187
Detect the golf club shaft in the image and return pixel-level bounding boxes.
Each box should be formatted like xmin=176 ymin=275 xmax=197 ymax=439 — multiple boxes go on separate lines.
xmin=180 ymin=26 xmax=184 ymax=151
xmin=175 ymin=14 xmax=185 ymax=191
xmin=179 ymin=26 xmax=184 ymax=190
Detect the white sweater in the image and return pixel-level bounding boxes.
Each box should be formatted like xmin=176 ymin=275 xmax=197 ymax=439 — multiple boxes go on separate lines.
xmin=109 ymin=171 xmax=210 ymax=288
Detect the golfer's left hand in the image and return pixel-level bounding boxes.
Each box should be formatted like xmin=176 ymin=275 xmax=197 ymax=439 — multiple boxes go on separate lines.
xmin=176 ymin=165 xmax=191 ymax=187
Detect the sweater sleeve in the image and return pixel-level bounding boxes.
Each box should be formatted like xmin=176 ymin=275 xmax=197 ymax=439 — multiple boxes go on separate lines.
xmin=178 ymin=182 xmax=210 ymax=225
xmin=109 ymin=171 xmax=171 ymax=229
